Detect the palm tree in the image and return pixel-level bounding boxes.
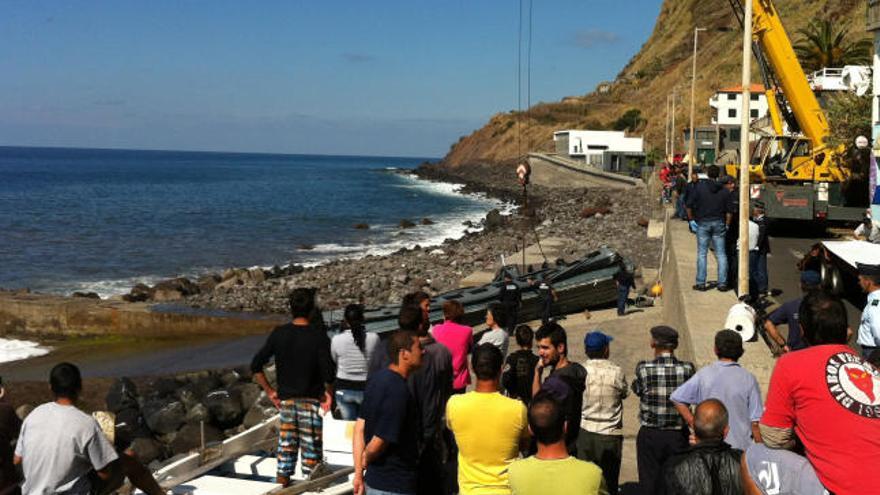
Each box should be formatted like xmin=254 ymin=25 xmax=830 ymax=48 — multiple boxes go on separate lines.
xmin=794 ymin=19 xmax=872 ymax=73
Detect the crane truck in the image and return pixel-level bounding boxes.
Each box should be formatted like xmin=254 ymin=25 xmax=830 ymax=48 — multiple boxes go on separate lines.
xmin=723 ymin=0 xmax=870 ymax=223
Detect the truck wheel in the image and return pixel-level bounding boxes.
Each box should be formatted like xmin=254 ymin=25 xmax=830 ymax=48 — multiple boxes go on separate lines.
xmin=820 ymin=262 xmax=831 ymax=288
xmin=828 ymin=266 xmax=843 ymax=296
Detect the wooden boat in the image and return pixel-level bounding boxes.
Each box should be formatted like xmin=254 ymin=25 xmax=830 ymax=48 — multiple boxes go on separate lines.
xmin=346 ymin=246 xmax=630 ymax=333
xmin=138 ymin=414 xmax=355 ymax=495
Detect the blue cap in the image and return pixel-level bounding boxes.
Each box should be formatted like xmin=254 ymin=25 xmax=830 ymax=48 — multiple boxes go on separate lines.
xmin=800 ymin=270 xmax=821 ymax=286
xmin=584 ymin=331 xmax=613 ymax=352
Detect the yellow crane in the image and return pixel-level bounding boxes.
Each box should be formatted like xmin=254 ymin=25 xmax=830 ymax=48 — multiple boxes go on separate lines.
xmin=725 ymin=0 xmax=848 ymax=183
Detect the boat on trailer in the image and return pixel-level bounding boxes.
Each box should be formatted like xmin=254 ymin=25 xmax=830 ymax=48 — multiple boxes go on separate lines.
xmin=138 ymin=414 xmax=355 ymax=495
xmin=348 ymin=246 xmax=630 ymax=334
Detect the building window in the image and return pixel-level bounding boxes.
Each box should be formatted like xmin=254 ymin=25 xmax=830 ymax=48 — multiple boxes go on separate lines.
xmin=750 ymin=93 xmax=760 ymax=101
xmin=727 ymin=93 xmax=737 ymax=101
xmin=750 ymin=109 xmax=759 ymax=119
xmin=728 ymin=108 xmax=737 ymax=119
xmin=587 ymin=145 xmax=609 ymax=150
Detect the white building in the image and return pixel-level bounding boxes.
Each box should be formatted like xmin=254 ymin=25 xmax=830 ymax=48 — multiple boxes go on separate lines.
xmin=709 ymin=84 xmax=769 ymax=126
xmin=553 ymin=130 xmax=644 ymax=166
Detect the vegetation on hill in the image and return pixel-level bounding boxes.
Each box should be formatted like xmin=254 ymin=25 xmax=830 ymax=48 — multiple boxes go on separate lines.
xmin=441 ymin=0 xmax=870 ymax=169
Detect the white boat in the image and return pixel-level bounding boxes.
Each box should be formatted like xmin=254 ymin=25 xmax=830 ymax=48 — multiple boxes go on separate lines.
xmin=139 ymin=413 xmax=355 ymax=495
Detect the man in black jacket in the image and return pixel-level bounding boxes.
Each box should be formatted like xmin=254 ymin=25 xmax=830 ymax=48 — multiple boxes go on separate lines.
xmin=663 ymin=399 xmax=743 ymax=495
xmin=749 ymin=201 xmax=771 ymax=298
xmin=686 ymin=165 xmax=735 ymax=292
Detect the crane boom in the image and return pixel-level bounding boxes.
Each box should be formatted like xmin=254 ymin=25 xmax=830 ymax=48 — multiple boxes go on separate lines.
xmin=750 ymin=0 xmax=830 ymax=153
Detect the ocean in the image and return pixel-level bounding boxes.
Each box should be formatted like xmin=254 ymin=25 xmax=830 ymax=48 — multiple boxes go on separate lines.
xmin=0 ymin=146 xmax=504 ymax=361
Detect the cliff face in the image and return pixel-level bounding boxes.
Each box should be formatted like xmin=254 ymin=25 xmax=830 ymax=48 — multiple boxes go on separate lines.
xmin=441 ymin=0 xmax=867 ymax=169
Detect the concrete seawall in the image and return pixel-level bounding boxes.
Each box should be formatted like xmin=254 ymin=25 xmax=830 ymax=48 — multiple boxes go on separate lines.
xmin=0 ymin=291 xmax=283 ymax=339
xmin=528 ymin=152 xmax=643 ymax=188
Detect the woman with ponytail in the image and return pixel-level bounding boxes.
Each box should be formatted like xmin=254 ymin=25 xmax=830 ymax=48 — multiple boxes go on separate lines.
xmin=330 ymin=304 xmax=379 ymax=420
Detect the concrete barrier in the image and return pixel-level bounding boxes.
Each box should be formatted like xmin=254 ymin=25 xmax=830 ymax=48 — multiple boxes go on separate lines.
xmin=0 ymin=291 xmax=284 ymax=339
xmin=528 ymin=153 xmax=643 ymax=188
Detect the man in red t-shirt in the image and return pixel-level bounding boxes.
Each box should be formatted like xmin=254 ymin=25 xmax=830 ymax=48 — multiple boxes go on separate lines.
xmin=761 ymin=291 xmax=880 ymax=494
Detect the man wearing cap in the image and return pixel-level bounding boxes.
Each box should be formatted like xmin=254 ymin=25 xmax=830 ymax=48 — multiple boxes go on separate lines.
xmin=748 ymin=201 xmax=771 ymax=298
xmin=578 ymin=332 xmax=628 ymax=494
xmin=763 ymin=271 xmax=821 ymax=354
xmin=857 ymin=262 xmax=880 ymax=357
xmin=669 ymin=330 xmax=763 ymax=452
xmin=631 ymin=326 xmax=695 ymax=495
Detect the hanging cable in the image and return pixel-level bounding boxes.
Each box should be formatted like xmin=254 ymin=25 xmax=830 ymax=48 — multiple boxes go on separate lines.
xmin=526 ymin=0 xmax=533 ymax=152
xmin=516 ymin=0 xmax=523 ymax=160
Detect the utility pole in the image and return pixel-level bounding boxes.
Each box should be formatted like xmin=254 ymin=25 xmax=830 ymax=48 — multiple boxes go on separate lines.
xmin=688 ymin=27 xmax=707 ymax=178
xmin=665 ymin=94 xmax=671 ymax=160
xmin=671 ymin=88 xmax=677 ymax=161
xmin=738 ymin=0 xmax=753 ymax=298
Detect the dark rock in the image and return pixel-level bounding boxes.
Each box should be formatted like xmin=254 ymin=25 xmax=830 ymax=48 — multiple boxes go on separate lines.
xmin=185 ymin=403 xmax=210 ymax=424
xmin=421 ymin=218 xmax=435 ymax=225
xmin=174 ymin=387 xmax=199 ymax=411
xmin=169 ymin=422 xmax=223 ymax=454
xmin=196 ymin=274 xmax=221 ymax=293
xmin=243 ymin=403 xmax=278 ymax=429
xmin=219 ymin=369 xmax=242 ymax=388
xmin=231 ymin=382 xmax=262 ymax=410
xmin=399 ymin=219 xmax=416 ymax=229
xmin=72 ymin=291 xmax=101 ymax=299
xmin=298 ymin=244 xmax=315 ymax=251
xmin=637 ymin=217 xmax=650 ymax=228
xmin=106 ymin=377 xmax=140 ymax=414
xmin=148 ymin=377 xmax=180 ymax=399
xmin=129 ymin=437 xmax=164 ymax=465
xmin=353 ymin=223 xmax=370 ymax=230
xmin=484 ymin=209 xmax=505 ymax=230
xmin=124 ymin=283 xmax=154 ymax=303
xmin=204 ymin=389 xmax=243 ymax=429
xmin=185 ymin=373 xmax=222 ymax=399
xmin=152 ymin=277 xmax=200 ymax=301
xmin=143 ymin=400 xmax=186 ymax=435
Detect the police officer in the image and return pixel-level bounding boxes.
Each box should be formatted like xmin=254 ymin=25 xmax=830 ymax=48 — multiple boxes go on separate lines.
xmin=536 ymin=278 xmax=557 ymax=324
xmin=498 ymin=272 xmax=521 ymax=334
xmin=856 ymin=263 xmax=880 ymax=358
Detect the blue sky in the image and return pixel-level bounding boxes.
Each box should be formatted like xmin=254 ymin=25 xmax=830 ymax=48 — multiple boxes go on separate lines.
xmin=0 ymin=1 xmax=663 ymax=157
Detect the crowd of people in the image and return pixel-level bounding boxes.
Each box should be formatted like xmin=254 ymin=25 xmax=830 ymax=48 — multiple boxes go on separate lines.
xmin=4 ymin=252 xmax=880 ymax=494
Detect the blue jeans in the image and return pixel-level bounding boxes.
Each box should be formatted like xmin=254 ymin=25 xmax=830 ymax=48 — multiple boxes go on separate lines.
xmin=617 ymin=285 xmax=630 ymax=316
xmin=335 ymin=388 xmax=364 ymax=421
xmin=696 ymin=220 xmax=728 ymax=287
xmin=749 ymin=251 xmax=768 ymax=294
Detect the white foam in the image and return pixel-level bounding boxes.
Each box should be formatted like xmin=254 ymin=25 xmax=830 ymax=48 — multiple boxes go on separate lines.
xmin=0 ymin=338 xmax=49 ymax=363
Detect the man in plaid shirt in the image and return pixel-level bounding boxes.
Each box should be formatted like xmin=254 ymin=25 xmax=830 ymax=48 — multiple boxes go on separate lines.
xmin=631 ymin=326 xmax=695 ymax=495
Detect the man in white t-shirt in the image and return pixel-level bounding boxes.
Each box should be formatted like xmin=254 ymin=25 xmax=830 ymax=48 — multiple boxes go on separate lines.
xmin=14 ymin=363 xmax=163 ymax=495
xmin=854 ymin=211 xmax=880 ymax=243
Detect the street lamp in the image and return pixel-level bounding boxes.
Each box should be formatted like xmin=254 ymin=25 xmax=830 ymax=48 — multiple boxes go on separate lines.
xmin=688 ymin=26 xmax=733 ymax=177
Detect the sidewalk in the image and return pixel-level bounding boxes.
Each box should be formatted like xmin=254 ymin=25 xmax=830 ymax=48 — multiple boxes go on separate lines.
xmin=662 ymin=218 xmax=777 ymax=390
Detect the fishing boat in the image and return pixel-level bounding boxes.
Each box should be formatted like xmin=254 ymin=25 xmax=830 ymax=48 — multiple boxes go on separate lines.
xmin=139 ymin=414 xmax=355 ymax=495
xmin=352 ymin=246 xmax=630 ymax=333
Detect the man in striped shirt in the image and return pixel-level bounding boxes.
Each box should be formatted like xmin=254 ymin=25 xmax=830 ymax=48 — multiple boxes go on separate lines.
xmin=578 ymin=331 xmax=628 ymax=494
xmin=631 ymin=326 xmax=695 ymax=495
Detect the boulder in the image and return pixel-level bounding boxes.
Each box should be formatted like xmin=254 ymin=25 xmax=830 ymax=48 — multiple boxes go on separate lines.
xmin=421 ymin=218 xmax=435 ymax=225
xmin=399 ymin=219 xmax=416 ymax=229
xmin=353 ymin=223 xmax=370 ymax=230
xmin=219 ymin=369 xmax=242 ymax=388
xmin=169 ymin=422 xmax=223 ymax=455
xmin=175 ymin=387 xmax=199 ymax=411
xmin=153 ymin=277 xmax=200 ymax=298
xmin=221 ymin=268 xmax=237 ymax=281
xmin=297 ymin=244 xmax=315 ymax=251
xmin=196 ymin=274 xmax=221 ymax=293
xmin=204 ymin=389 xmax=243 ymax=429
xmin=185 ymin=403 xmax=210 ymax=424
xmin=129 ymin=437 xmax=164 ymax=465
xmin=72 ymin=291 xmax=100 ymax=299
xmin=231 ymin=382 xmax=262 ymax=410
xmin=246 ymin=268 xmax=266 ymax=284
xmin=142 ymin=400 xmax=186 ymax=435
xmin=484 ymin=209 xmax=505 ymax=230
xmin=637 ymin=217 xmax=650 ymax=228
xmin=148 ymin=377 xmax=180 ymax=399
xmin=106 ymin=377 xmax=141 ymax=414
xmin=184 ymin=373 xmax=222 ymax=399
xmin=243 ymin=402 xmax=278 ymax=429
xmin=124 ymin=283 xmax=154 ymax=303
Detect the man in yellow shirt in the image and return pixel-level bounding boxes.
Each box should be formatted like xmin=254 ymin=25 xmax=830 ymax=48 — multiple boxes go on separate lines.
xmin=447 ymin=343 xmax=530 ymax=495
xmin=509 ymin=392 xmax=608 ymax=495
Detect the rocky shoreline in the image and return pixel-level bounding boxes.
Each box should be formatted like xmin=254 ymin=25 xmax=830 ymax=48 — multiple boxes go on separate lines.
xmin=116 ymin=162 xmax=660 ymax=314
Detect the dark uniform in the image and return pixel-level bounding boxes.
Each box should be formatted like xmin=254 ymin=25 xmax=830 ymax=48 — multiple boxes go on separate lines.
xmin=498 ymin=278 xmax=521 ymax=334
xmin=537 ymin=280 xmax=556 ymax=324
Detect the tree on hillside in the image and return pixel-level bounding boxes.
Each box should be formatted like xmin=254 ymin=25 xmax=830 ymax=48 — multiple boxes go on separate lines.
xmin=613 ymin=109 xmax=646 ymax=132
xmin=794 ymin=19 xmax=872 ymax=73
xmin=823 ymin=92 xmax=871 ymax=151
